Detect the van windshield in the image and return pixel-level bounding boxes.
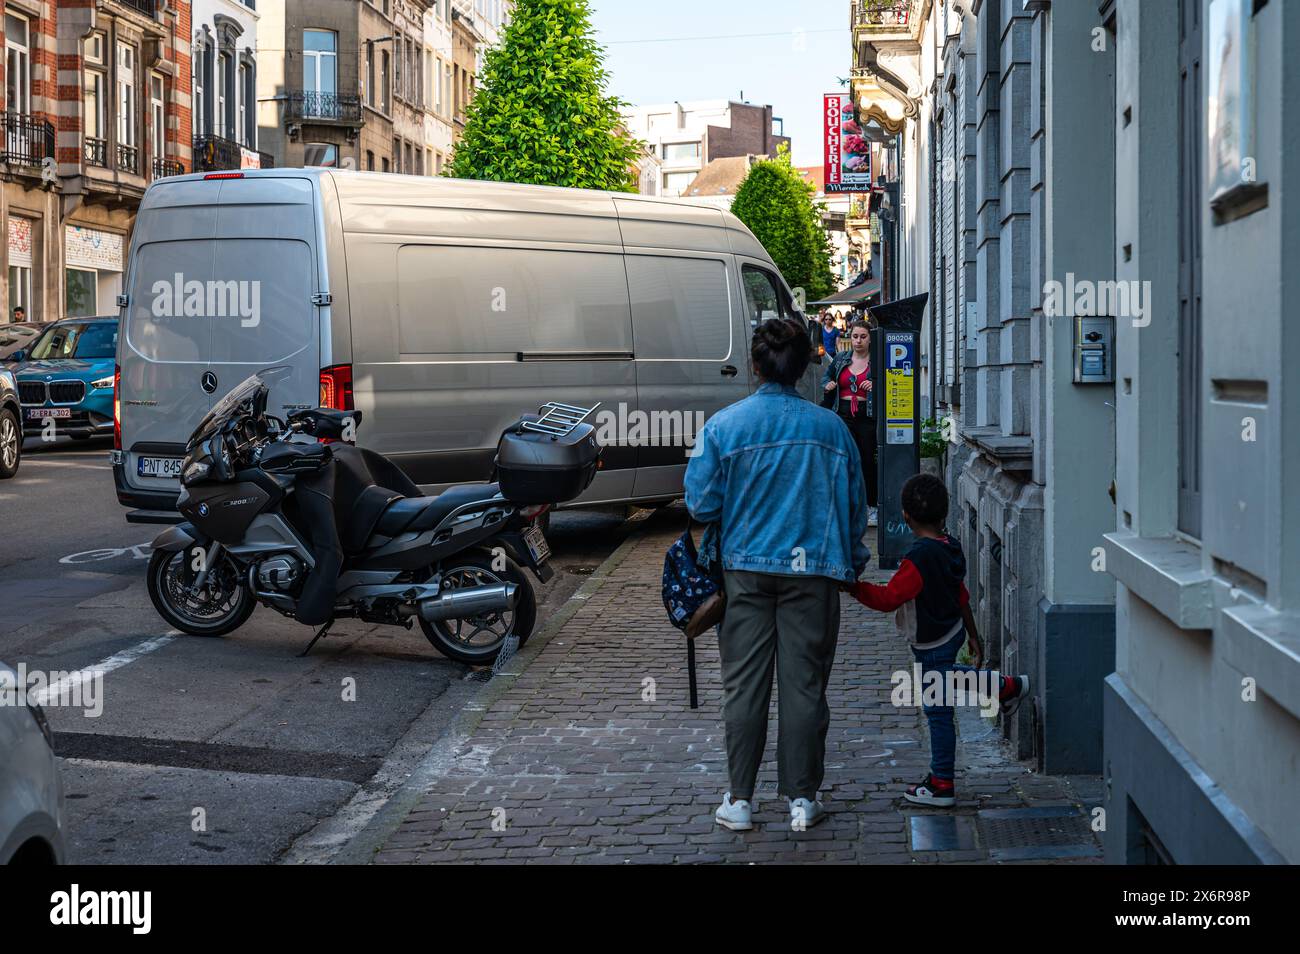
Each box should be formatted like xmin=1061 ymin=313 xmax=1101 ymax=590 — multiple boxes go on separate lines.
xmin=28 ymin=321 xmax=118 ymax=360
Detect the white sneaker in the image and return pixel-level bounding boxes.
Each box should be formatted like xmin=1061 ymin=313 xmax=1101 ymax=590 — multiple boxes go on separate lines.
xmin=715 ymin=792 xmax=753 ymax=831
xmin=868 ymin=506 xmax=879 ymax=527
xmin=788 ymin=797 xmax=827 ymax=830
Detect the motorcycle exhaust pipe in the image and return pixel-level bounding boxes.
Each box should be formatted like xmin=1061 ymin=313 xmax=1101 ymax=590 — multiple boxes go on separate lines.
xmin=417 ymin=583 xmax=518 ymax=622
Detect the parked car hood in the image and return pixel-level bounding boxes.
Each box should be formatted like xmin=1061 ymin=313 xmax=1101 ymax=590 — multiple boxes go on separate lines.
xmin=13 ymin=358 xmax=108 ymax=378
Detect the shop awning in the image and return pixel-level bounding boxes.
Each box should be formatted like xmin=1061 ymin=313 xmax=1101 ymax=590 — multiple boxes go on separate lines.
xmin=808 ymin=278 xmax=882 ymax=307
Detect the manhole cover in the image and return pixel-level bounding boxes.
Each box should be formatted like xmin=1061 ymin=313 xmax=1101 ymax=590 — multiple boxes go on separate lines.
xmin=978 ymin=806 xmax=1099 ymax=861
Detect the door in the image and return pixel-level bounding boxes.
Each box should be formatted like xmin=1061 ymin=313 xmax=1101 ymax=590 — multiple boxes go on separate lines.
xmin=628 ymin=251 xmax=749 ymax=500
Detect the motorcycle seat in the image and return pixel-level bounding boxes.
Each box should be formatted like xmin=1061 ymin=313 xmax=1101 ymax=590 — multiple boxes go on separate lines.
xmin=375 ymin=483 xmax=503 ymax=537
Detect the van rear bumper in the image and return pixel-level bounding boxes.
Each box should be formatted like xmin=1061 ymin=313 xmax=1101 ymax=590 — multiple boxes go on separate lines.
xmin=113 ymin=459 xmax=181 ymax=521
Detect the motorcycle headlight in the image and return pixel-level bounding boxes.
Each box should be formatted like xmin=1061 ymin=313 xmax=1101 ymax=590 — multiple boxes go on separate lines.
xmin=182 ymin=460 xmax=211 ymax=485
xmin=91 ymin=375 xmax=114 ymax=390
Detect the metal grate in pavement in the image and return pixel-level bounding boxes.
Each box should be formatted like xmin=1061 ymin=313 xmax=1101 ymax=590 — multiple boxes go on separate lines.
xmin=978 ymin=805 xmax=1100 ymax=861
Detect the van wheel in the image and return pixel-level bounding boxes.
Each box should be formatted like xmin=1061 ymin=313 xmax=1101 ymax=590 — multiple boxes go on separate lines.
xmin=419 ymin=554 xmax=536 ymax=665
xmin=147 ymin=549 xmax=254 ymax=636
xmin=0 ymin=408 xmax=20 ymax=479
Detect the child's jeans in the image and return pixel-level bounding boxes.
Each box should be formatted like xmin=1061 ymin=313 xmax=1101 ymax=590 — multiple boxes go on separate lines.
xmin=912 ymin=627 xmax=979 ymax=781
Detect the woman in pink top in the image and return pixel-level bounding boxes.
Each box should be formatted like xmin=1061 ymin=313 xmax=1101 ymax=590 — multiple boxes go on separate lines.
xmin=821 ymin=318 xmax=879 ymax=524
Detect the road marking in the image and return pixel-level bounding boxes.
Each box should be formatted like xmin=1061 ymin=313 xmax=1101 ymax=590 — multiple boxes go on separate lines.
xmin=31 ymin=632 xmax=178 ymax=706
xmin=59 ymin=543 xmax=154 ymax=565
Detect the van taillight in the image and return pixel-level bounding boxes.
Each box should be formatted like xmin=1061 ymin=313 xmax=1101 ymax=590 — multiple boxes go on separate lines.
xmin=113 ymin=364 xmax=121 ymax=450
xmin=319 ymin=364 xmax=354 ymax=410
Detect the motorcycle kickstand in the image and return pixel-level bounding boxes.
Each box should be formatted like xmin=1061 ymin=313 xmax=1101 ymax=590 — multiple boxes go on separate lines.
xmin=299 ymin=621 xmax=334 ymax=657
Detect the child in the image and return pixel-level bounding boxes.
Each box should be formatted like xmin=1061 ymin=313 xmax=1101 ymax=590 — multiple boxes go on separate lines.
xmin=848 ymin=473 xmax=1029 ymax=806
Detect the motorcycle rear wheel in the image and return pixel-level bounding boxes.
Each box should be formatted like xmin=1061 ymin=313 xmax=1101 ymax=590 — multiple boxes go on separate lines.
xmin=419 ymin=553 xmax=536 ymax=665
xmin=147 ymin=549 xmax=254 ymax=636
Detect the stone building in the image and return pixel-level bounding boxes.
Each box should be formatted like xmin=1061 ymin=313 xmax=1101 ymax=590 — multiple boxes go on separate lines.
xmin=191 ymin=0 xmax=270 ymax=171
xmin=1 ymin=0 xmax=191 ymax=324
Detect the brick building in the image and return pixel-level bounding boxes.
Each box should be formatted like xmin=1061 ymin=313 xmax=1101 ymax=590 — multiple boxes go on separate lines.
xmin=0 ymin=0 xmax=191 ymax=324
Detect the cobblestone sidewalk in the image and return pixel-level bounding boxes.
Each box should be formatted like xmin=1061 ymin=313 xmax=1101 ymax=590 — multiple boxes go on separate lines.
xmin=373 ymin=508 xmax=1103 ymax=864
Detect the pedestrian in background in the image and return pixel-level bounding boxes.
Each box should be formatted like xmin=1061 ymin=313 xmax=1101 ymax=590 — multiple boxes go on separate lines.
xmin=686 ymin=317 xmax=870 ymax=832
xmin=822 ymin=318 xmax=880 ymax=526
xmin=820 ymin=311 xmax=840 ymax=359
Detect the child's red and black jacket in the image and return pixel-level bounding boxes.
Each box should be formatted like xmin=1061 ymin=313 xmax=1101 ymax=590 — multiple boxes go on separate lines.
xmin=850 ymin=534 xmax=969 ymax=649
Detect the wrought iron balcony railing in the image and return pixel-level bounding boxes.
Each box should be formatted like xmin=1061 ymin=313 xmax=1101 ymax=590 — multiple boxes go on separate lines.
xmin=116 ymin=142 xmax=138 ymax=174
xmin=84 ymin=137 xmax=108 ymax=168
xmin=193 ymin=133 xmax=274 ymax=172
xmin=285 ymin=89 xmax=362 ymax=125
xmin=852 ymin=0 xmax=920 ymax=39
xmin=112 ymin=0 xmax=157 ymax=18
xmin=152 ymin=156 xmax=185 ymax=179
xmin=0 ymin=112 xmax=55 ymax=167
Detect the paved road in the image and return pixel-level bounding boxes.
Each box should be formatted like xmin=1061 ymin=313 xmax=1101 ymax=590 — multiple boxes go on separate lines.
xmin=0 ymin=434 xmax=630 ymax=863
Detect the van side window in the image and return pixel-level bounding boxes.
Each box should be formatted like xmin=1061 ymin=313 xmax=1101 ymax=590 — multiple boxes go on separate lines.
xmin=741 ymin=266 xmax=785 ymax=331
xmin=627 ymin=256 xmax=730 ymax=361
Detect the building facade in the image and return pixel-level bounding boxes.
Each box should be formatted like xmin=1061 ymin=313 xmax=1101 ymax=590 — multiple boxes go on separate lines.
xmin=621 ymin=99 xmax=790 ymax=198
xmin=1 ymin=0 xmax=191 ymax=325
xmin=423 ymin=0 xmax=453 ymax=173
xmin=191 ymin=0 xmax=269 ymax=171
xmin=850 ymin=0 xmax=1297 ymax=863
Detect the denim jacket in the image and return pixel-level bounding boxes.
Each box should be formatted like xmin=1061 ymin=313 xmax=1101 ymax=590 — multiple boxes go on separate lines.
xmin=821 ymin=350 xmax=876 ymax=417
xmin=684 ymin=382 xmax=870 ymax=582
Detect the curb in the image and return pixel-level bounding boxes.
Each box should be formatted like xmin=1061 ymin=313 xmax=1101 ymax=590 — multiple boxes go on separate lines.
xmin=331 ymin=509 xmax=654 ymax=864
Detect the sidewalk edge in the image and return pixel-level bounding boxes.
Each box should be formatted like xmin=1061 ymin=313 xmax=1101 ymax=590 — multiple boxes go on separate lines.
xmin=329 ymin=512 xmax=653 ymax=865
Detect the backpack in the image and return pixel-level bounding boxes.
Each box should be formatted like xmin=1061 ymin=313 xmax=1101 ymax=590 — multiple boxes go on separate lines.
xmin=662 ymin=521 xmax=725 ymax=640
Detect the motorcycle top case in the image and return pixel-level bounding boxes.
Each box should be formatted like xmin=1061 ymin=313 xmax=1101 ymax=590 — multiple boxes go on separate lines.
xmin=495 ymin=420 xmax=600 ymax=504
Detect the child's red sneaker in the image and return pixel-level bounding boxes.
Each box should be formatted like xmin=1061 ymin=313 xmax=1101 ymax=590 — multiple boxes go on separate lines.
xmin=903 ymin=774 xmax=955 ymax=807
xmin=999 ymin=675 xmax=1031 ymax=715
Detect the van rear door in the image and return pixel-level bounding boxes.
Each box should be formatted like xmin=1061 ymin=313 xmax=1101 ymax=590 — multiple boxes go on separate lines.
xmin=119 ymin=175 xmax=320 ymax=502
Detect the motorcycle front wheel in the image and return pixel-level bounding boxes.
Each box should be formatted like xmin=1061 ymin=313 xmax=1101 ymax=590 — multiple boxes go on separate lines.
xmin=147 ymin=548 xmax=254 ymax=636
xmin=419 ymin=553 xmax=537 ymax=665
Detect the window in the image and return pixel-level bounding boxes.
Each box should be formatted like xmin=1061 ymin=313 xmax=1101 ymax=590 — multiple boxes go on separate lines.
xmin=192 ymin=37 xmax=209 ymax=136
xmin=381 ymin=50 xmax=391 ymax=113
xmin=365 ymin=41 xmax=374 ymax=107
xmin=243 ymin=63 xmax=256 ymax=145
xmin=5 ymin=12 xmax=31 ymax=115
xmin=662 ymin=171 xmax=695 ymax=196
xmin=65 ymin=269 xmax=99 ymax=319
xmin=216 ymin=51 xmax=230 ymax=136
xmin=741 ymin=266 xmax=786 ymax=329
xmin=663 ymin=141 xmax=700 ymax=163
xmin=382 ymin=156 xmax=390 ymax=173
xmin=237 ymin=63 xmax=247 ymax=144
xmin=394 ymin=33 xmax=403 ymax=101
xmin=405 ymin=142 xmax=413 ymax=175
xmin=366 ymin=150 xmax=375 ymax=171
xmin=150 ymin=75 xmax=165 ymax=160
xmin=303 ymin=142 xmax=338 ymax=167
xmin=303 ymin=29 xmax=337 ymax=110
xmin=443 ymin=63 xmax=451 ymax=119
xmin=393 ymin=137 xmax=402 ymax=173
xmin=84 ymin=34 xmax=108 ymax=142
xmin=1178 ymin=0 xmax=1203 ymax=536
xmin=117 ymin=42 xmax=137 ymax=149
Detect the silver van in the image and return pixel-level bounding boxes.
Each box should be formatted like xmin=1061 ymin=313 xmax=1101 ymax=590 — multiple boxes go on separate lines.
xmin=113 ymin=169 xmax=810 ymax=522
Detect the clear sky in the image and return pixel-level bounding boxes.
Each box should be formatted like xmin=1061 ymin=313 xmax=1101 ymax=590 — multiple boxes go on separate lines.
xmin=587 ymin=1 xmax=850 ymax=169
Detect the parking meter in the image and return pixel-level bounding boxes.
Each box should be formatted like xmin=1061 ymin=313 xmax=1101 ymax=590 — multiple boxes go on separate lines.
xmin=869 ymin=293 xmax=928 ymax=569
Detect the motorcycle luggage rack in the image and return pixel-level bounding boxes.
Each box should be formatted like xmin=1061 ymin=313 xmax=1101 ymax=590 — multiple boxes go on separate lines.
xmin=520 ymin=401 xmax=600 ymax=439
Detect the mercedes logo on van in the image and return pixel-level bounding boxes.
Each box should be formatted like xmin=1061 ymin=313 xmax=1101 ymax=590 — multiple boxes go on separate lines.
xmin=201 ymin=371 xmax=218 ymax=394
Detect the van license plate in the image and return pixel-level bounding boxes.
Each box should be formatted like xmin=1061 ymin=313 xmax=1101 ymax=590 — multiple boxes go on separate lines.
xmin=138 ymin=456 xmax=183 ymax=479
xmin=26 ymin=407 xmax=70 ymax=420
xmin=521 ymin=524 xmax=551 ymax=565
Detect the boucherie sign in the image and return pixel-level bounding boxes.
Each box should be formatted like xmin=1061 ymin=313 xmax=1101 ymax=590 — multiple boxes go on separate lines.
xmin=824 ymin=93 xmax=872 ymax=194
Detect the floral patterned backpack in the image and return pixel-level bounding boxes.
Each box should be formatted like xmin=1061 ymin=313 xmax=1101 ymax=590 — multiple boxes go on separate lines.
xmin=662 ymin=521 xmax=725 ymax=640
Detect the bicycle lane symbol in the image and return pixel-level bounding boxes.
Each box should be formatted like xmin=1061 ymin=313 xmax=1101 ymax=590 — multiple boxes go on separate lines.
xmin=59 ymin=543 xmax=155 ymax=565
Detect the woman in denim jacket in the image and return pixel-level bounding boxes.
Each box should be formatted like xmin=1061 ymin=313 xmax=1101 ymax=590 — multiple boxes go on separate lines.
xmin=685 ymin=318 xmax=870 ymax=832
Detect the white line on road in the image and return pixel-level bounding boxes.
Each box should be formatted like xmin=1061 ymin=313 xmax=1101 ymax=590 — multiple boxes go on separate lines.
xmin=31 ymin=631 xmax=179 ymax=706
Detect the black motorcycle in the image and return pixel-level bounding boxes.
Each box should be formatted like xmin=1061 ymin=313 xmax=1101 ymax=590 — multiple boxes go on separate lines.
xmin=145 ymin=367 xmax=601 ymax=664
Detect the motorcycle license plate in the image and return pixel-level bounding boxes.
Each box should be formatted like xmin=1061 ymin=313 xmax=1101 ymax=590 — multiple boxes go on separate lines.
xmin=521 ymin=524 xmax=551 ymax=565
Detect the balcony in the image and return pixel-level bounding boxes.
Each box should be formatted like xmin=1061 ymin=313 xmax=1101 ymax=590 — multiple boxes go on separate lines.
xmin=116 ymin=143 xmax=139 ymax=175
xmin=851 ymin=0 xmax=922 ymax=41
xmin=0 ymin=112 xmax=55 ymax=168
xmin=111 ymin=0 xmax=157 ymax=18
xmin=193 ymin=134 xmax=274 ymax=172
xmin=152 ymin=156 xmax=185 ymax=179
xmin=84 ymin=137 xmax=109 ymax=168
xmin=286 ymin=89 xmax=362 ymax=125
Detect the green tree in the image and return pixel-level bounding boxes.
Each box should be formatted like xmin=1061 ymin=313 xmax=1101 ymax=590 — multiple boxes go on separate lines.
xmin=731 ymin=147 xmax=837 ymax=302
xmin=447 ymin=0 xmax=641 ymax=192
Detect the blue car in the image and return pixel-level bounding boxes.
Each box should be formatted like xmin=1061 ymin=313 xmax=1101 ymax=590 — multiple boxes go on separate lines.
xmin=10 ymin=317 xmax=118 ymax=441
